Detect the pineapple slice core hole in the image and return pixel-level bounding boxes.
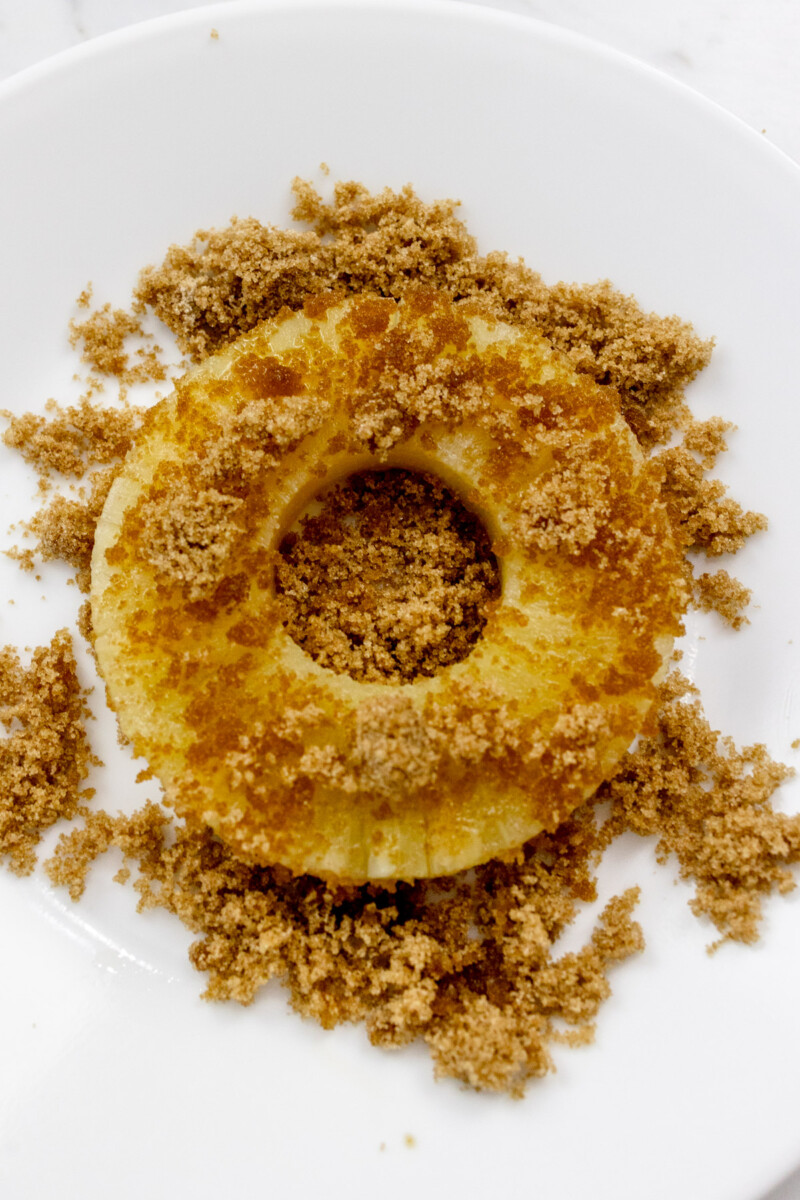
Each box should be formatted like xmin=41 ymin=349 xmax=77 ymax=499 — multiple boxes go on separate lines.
xmin=275 ymin=467 xmax=501 ymax=685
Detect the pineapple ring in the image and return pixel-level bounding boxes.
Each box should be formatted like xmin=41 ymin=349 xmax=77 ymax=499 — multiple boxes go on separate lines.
xmin=91 ymin=289 xmax=686 ymax=881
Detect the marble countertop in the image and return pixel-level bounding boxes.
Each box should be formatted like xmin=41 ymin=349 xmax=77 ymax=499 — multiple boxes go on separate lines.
xmin=1 ymin=3 xmax=798 ymax=1197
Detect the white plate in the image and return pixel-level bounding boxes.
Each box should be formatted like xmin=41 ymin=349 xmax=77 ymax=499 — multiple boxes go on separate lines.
xmin=1 ymin=3 xmax=800 ymax=1198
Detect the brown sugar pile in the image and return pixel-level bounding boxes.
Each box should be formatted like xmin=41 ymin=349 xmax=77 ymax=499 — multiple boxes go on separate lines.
xmin=132 ymin=176 xmax=764 ymax=624
xmin=137 ymin=485 xmax=246 ymax=604
xmin=2 ymin=177 xmax=794 ymax=1095
xmin=41 ymin=668 xmax=799 ymax=1092
xmin=0 ymin=630 xmax=96 ymax=875
xmin=136 ymin=178 xmax=712 ymax=450
xmin=46 ymin=800 xmax=642 ymax=1096
xmin=276 ymin=468 xmax=500 ymax=683
xmin=4 ymin=400 xmax=145 ymax=591
xmin=600 ymin=673 xmax=798 ymax=948
xmin=41 ymin=669 xmax=800 ymax=1089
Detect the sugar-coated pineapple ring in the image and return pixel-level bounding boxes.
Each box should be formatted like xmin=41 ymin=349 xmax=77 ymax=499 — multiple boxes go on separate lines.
xmin=91 ymin=288 xmax=686 ymax=882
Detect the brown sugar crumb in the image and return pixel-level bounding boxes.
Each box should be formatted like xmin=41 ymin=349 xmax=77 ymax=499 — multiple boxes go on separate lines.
xmin=290 ymin=178 xmax=477 ymax=303
xmin=657 ymin=441 xmax=767 ymax=556
xmin=694 ymin=569 xmax=752 ymax=629
xmin=0 ymin=630 xmax=96 ymax=875
xmin=137 ymin=487 xmax=245 ymax=602
xmin=77 ymin=599 xmax=94 ymax=647
xmin=2 ymin=401 xmax=143 ymax=590
xmin=45 ymin=802 xmax=641 ymax=1096
xmin=348 ymin=692 xmax=442 ymax=798
xmin=2 ymin=398 xmax=144 ymax=479
xmin=45 ymin=801 xmax=169 ymax=901
xmin=511 ymin=281 xmax=713 ymax=448
xmin=516 ymin=440 xmax=612 ymax=556
xmin=134 ymin=216 xmax=336 ymax=361
xmin=69 ymin=301 xmax=166 ymax=387
xmin=5 ymin=545 xmax=35 ymax=572
xmin=27 ymin=466 xmax=118 ymax=592
xmin=276 ymin=469 xmax=500 ymax=683
xmin=682 ymin=416 xmax=733 ymax=469
xmin=599 ymin=673 xmax=797 ymax=948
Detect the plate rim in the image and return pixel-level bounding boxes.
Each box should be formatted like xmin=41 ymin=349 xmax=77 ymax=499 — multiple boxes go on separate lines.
xmin=1 ymin=0 xmax=798 ymax=184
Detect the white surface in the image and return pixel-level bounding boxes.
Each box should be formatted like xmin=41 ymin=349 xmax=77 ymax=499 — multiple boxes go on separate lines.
xmin=1 ymin=2 xmax=799 ymax=1198
xmin=1 ymin=0 xmax=799 ymax=166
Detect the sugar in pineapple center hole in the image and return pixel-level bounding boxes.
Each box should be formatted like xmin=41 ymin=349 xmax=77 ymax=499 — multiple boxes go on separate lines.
xmin=276 ymin=468 xmax=500 ymax=683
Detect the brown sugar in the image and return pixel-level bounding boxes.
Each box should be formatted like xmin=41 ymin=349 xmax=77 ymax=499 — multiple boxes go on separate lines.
xmin=45 ymin=799 xmax=642 ymax=1096
xmin=137 ymin=486 xmax=246 ymax=603
xmin=286 ymin=180 xmax=710 ymax=448
xmin=276 ymin=469 xmax=500 ymax=683
xmin=509 ymin=280 xmax=713 ymax=448
xmin=0 ymin=630 xmax=96 ymax=875
xmin=136 ymin=178 xmax=712 ymax=449
xmin=134 ymin=212 xmax=337 ymax=360
xmin=657 ymin=441 xmax=767 ymax=556
xmin=694 ymin=569 xmax=752 ymax=629
xmin=69 ymin=298 xmax=166 ymax=388
xmin=599 ymin=673 xmax=797 ymax=948
xmin=42 ymin=664 xmax=798 ymax=1089
xmin=2 ymin=397 xmax=144 ymax=480
xmin=682 ymin=416 xmax=734 ymax=468
xmin=28 ymin=466 xmax=118 ymax=592
xmin=2 ymin=399 xmax=145 ymax=591
xmin=2 ymin=177 xmax=794 ymax=1095
xmin=516 ymin=439 xmax=613 ymax=556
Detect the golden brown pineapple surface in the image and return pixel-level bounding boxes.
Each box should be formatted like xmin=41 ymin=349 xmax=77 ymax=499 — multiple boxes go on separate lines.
xmin=91 ymin=289 xmax=686 ymax=881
